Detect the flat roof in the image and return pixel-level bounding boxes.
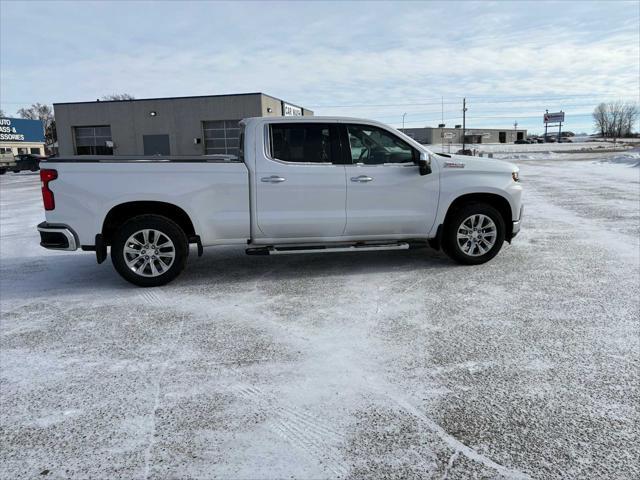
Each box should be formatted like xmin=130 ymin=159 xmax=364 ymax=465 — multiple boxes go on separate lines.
xmin=53 ymin=92 xmax=296 ymax=107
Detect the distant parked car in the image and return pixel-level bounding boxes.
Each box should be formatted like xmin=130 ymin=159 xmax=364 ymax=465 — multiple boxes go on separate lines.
xmin=12 ymin=154 xmax=45 ymax=172
xmin=0 ymin=153 xmax=16 ymax=175
xmin=544 ymin=136 xmax=557 ymax=143
xmin=514 ymin=139 xmax=529 ymax=144
xmin=559 ymin=138 xmax=573 ymax=143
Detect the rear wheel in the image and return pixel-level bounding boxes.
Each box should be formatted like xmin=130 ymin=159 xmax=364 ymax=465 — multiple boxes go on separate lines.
xmin=442 ymin=203 xmax=505 ymax=265
xmin=111 ymin=215 xmax=188 ymax=287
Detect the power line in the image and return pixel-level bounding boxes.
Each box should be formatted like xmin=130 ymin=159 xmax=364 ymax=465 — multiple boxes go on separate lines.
xmin=308 ymin=94 xmax=637 ymax=109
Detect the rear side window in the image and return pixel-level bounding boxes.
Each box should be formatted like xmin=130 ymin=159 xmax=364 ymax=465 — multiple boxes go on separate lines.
xmin=269 ymin=123 xmax=334 ymax=163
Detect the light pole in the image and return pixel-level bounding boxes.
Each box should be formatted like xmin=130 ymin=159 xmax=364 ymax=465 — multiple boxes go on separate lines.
xmin=514 ymin=120 xmax=518 ymax=142
xmin=402 ymin=112 xmax=407 ymax=131
xmin=462 ymin=98 xmax=467 ymax=152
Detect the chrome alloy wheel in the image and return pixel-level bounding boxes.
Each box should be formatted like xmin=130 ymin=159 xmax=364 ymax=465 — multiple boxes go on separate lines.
xmin=123 ymin=229 xmax=175 ymax=277
xmin=456 ymin=214 xmax=497 ymax=257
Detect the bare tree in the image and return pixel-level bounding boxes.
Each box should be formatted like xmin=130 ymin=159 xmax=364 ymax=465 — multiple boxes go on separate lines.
xmin=17 ymin=103 xmax=55 ymax=143
xmin=622 ymin=103 xmax=639 ymax=136
xmin=592 ymin=103 xmax=608 ymax=137
xmin=0 ymin=109 xmax=5 ymax=117
xmin=101 ymin=93 xmax=135 ymax=101
xmin=592 ymin=101 xmax=639 ymax=138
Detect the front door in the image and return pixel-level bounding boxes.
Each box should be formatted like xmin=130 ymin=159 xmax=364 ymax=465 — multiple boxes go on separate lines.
xmin=255 ymin=123 xmax=346 ymax=239
xmin=342 ymin=124 xmax=439 ymax=237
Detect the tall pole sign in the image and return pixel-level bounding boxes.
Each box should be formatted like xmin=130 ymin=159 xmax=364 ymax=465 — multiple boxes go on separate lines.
xmin=543 ymin=110 xmax=565 ymax=142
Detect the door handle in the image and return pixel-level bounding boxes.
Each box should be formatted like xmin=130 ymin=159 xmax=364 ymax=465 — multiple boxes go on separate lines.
xmin=261 ymin=176 xmax=286 ymax=183
xmin=350 ymin=175 xmax=374 ymax=183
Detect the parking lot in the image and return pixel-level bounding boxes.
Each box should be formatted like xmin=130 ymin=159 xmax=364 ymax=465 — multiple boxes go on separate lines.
xmin=1 ymin=151 xmax=638 ymax=479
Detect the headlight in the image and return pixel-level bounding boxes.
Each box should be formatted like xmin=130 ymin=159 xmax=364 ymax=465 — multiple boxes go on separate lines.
xmin=512 ymin=171 xmax=520 ymax=182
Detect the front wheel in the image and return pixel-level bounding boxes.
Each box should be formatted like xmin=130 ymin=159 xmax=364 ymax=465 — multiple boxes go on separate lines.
xmin=111 ymin=215 xmax=188 ymax=287
xmin=442 ymin=203 xmax=506 ymax=265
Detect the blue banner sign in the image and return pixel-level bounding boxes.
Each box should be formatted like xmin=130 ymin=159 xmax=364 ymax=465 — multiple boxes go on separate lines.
xmin=0 ymin=117 xmax=45 ymax=142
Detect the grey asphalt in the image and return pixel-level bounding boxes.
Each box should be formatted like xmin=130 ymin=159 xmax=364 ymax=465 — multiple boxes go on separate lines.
xmin=1 ymin=158 xmax=638 ymax=479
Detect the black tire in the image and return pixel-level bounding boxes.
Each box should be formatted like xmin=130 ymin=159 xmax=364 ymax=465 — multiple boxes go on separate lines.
xmin=442 ymin=203 xmax=506 ymax=265
xmin=111 ymin=214 xmax=188 ymax=287
xmin=0 ymin=169 xmax=6 ymax=175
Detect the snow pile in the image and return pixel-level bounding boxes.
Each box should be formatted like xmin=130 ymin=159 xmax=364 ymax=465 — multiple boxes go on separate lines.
xmin=596 ymin=148 xmax=640 ymax=167
xmin=491 ymin=152 xmax=564 ymax=161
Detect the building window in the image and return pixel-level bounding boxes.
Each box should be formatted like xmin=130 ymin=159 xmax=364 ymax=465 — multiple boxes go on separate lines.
xmin=30 ymin=147 xmax=41 ymax=155
xmin=203 ymin=120 xmax=240 ymax=156
xmin=74 ymin=126 xmax=113 ymax=155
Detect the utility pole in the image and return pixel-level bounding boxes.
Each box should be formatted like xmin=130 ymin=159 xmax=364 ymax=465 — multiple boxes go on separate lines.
xmin=441 ymin=96 xmax=444 ymax=125
xmin=402 ymin=112 xmax=407 ymax=131
xmin=514 ymin=120 xmax=518 ymax=142
xmin=462 ymin=97 xmax=467 ymax=152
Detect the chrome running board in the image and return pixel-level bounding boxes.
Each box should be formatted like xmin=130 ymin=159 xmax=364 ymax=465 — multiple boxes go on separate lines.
xmin=246 ymin=242 xmax=410 ymax=256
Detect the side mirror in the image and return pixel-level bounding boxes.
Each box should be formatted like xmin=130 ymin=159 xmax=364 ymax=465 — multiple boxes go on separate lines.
xmin=418 ymin=151 xmax=432 ymax=176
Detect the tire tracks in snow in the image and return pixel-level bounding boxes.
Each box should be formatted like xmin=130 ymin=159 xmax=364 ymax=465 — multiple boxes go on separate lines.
xmin=234 ymin=384 xmax=349 ymax=478
xmin=388 ymin=394 xmax=531 ymax=479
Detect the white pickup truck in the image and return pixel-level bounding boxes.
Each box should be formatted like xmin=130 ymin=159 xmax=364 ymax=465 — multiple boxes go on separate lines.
xmin=37 ymin=116 xmax=523 ymax=286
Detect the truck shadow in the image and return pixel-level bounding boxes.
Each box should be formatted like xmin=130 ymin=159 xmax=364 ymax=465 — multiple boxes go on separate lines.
xmin=0 ymin=245 xmax=454 ymax=301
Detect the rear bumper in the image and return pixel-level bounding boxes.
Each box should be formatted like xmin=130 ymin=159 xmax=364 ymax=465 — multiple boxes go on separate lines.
xmin=511 ymin=205 xmax=524 ymax=239
xmin=37 ymin=222 xmax=78 ymax=251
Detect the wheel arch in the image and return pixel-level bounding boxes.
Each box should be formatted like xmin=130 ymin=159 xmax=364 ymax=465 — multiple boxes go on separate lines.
xmin=444 ymin=192 xmax=513 ymax=241
xmin=102 ymin=201 xmax=196 ymax=244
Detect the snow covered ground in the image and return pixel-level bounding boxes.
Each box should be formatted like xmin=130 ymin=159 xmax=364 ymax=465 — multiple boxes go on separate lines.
xmin=1 ymin=150 xmax=639 ymax=479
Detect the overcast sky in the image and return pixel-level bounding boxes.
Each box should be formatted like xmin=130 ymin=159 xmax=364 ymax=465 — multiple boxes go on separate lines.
xmin=1 ymin=0 xmax=638 ymax=133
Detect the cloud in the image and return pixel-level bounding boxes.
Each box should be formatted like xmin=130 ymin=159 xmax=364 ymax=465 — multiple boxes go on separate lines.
xmin=1 ymin=0 xmax=638 ymax=132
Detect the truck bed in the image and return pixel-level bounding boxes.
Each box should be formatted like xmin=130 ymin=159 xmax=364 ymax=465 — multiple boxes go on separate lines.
xmin=42 ymin=156 xmax=251 ymax=247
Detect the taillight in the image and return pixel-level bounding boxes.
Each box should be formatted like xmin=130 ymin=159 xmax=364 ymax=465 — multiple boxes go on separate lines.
xmin=40 ymin=169 xmax=58 ymax=211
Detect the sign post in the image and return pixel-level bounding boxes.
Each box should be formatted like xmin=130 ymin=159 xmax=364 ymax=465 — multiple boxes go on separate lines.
xmin=543 ymin=110 xmax=565 ymax=142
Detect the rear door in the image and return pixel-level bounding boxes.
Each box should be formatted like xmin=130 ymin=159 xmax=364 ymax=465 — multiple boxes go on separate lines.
xmin=342 ymin=123 xmax=439 ymax=236
xmin=255 ymin=122 xmax=347 ymax=238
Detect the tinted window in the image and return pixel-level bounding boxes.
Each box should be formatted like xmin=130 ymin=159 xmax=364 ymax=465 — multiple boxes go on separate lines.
xmin=270 ymin=124 xmax=333 ymax=163
xmin=347 ymin=124 xmax=415 ymax=164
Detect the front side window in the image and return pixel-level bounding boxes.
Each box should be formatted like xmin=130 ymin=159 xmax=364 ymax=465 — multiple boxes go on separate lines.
xmin=74 ymin=126 xmax=113 ymax=155
xmin=270 ymin=123 xmax=333 ymax=163
xmin=347 ymin=124 xmax=416 ymax=165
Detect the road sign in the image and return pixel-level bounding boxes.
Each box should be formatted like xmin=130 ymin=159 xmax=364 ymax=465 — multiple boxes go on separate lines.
xmin=544 ymin=111 xmax=564 ymax=124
